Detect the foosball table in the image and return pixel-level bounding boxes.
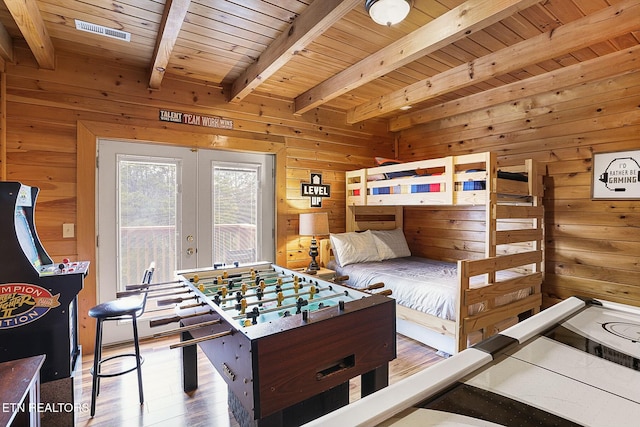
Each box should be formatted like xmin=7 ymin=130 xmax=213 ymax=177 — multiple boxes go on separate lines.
xmin=145 ymin=262 xmax=396 ymax=427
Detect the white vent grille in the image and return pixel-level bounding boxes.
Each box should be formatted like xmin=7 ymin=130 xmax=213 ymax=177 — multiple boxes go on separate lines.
xmin=75 ymin=20 xmax=131 ymax=42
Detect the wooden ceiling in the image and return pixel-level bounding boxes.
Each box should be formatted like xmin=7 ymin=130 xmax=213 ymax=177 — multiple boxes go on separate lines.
xmin=0 ymin=0 xmax=638 ymax=130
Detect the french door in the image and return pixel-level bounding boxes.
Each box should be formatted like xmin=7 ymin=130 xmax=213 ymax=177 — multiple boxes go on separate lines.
xmin=97 ymin=140 xmax=274 ymax=343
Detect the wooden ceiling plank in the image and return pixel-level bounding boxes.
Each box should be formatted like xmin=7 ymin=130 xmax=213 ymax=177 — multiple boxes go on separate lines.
xmin=149 ymin=0 xmax=191 ymax=90
xmin=390 ymin=44 xmax=640 ymax=131
xmin=0 ymin=21 xmax=13 ymax=62
xmin=348 ymin=0 xmax=640 ymax=123
xmin=229 ymin=0 xmax=361 ymax=103
xmin=4 ymin=0 xmax=54 ymax=69
xmin=293 ymin=0 xmax=542 ymax=115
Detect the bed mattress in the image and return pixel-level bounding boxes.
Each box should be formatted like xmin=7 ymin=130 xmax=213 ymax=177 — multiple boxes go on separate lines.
xmin=328 ymin=256 xmax=528 ymax=322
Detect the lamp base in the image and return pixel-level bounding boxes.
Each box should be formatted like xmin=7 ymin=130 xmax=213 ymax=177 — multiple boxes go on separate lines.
xmin=307 ymin=259 xmax=320 ymax=272
xmin=307 ymin=238 xmax=320 ymax=271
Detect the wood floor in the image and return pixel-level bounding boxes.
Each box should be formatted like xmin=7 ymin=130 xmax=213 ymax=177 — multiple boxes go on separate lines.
xmin=75 ymin=333 xmax=444 ymax=427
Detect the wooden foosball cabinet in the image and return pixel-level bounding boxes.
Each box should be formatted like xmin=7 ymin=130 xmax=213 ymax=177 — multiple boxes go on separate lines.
xmin=147 ymin=262 xmax=396 ymax=427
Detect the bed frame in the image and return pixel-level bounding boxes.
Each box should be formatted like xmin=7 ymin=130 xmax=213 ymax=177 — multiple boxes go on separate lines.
xmin=322 ymin=152 xmax=544 ymax=354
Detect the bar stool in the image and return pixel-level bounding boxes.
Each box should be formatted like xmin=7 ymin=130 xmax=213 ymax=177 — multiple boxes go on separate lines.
xmin=89 ymin=263 xmax=155 ymax=417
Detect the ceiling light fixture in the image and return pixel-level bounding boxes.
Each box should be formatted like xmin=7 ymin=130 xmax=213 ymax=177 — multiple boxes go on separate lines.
xmin=365 ymin=0 xmax=411 ymax=26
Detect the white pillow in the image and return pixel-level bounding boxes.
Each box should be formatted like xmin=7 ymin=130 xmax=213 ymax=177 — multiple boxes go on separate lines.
xmin=371 ymin=228 xmax=411 ymax=260
xmin=330 ymin=230 xmax=381 ymax=267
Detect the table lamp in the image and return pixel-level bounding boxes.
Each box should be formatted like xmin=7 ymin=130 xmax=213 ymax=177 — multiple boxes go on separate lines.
xmin=299 ymin=212 xmax=329 ymax=271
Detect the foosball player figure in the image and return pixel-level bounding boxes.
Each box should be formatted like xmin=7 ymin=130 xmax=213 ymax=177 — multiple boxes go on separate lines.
xmin=247 ymin=307 xmax=260 ymax=325
xmin=296 ymin=297 xmax=309 ymax=314
xmin=256 ymin=287 xmax=264 ymax=306
xmin=237 ymin=298 xmax=247 ymax=315
xmin=276 ymin=291 xmax=284 ymax=307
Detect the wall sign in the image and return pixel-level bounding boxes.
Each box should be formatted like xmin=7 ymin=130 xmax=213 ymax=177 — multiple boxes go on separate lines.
xmin=301 ymin=173 xmax=331 ymax=207
xmin=0 ymin=283 xmax=61 ymax=329
xmin=159 ymin=109 xmax=234 ymax=130
xmin=592 ymin=150 xmax=640 ymax=200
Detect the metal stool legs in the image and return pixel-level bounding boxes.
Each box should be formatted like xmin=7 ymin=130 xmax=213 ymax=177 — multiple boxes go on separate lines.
xmin=90 ymin=318 xmax=103 ymax=417
xmin=132 ymin=315 xmax=144 ymax=405
xmin=89 ymin=315 xmax=144 ymax=417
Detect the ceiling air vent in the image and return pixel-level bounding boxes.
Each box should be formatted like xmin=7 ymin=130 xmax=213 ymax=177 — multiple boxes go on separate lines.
xmin=74 ymin=20 xmax=131 ymax=42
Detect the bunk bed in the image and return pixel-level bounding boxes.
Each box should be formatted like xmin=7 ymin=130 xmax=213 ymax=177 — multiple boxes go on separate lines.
xmin=320 ymin=152 xmax=544 ymax=354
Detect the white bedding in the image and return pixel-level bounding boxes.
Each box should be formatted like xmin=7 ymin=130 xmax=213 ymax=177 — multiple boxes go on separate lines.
xmin=328 ymin=256 xmax=528 ymax=322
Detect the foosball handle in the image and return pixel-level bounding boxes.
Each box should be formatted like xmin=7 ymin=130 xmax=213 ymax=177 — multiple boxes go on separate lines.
xmin=150 ymin=315 xmax=183 ymax=327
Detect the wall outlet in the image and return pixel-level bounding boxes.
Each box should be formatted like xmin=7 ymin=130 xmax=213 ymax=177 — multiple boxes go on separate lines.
xmin=63 ymin=223 xmax=75 ymax=238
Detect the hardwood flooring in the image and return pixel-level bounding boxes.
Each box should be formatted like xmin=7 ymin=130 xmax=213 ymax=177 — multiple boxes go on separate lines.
xmin=75 ymin=334 xmax=444 ymax=426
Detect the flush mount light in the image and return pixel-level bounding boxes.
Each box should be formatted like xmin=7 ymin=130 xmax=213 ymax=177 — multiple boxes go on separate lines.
xmin=365 ymin=0 xmax=411 ymax=26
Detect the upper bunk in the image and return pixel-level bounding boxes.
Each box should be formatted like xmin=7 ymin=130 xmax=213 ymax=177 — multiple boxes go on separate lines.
xmin=346 ymin=152 xmax=542 ymax=207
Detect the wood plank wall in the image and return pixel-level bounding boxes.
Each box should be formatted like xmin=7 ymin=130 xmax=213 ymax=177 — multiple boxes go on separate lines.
xmin=398 ymin=68 xmax=640 ymax=309
xmin=1 ymin=46 xmax=394 ymax=350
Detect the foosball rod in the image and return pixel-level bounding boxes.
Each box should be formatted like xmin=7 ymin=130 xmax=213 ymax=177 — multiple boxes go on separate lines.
xmin=214 ymin=278 xmax=305 ymax=302
xmin=223 ymin=286 xmax=330 ymax=311
xmin=193 ymin=270 xmax=283 ymax=289
xmin=143 ymin=301 xmax=207 ymax=315
xmin=125 ymin=279 xmax=184 ymax=291
xmin=156 ymin=294 xmax=198 ymax=306
xmin=116 ymin=285 xmax=189 ymax=299
xmin=169 ymin=329 xmax=234 ymax=349
xmin=195 ymin=275 xmax=291 ymax=294
xmin=152 ymin=318 xmax=223 ymax=338
xmin=231 ymin=290 xmax=349 ymax=320
xmin=334 ymin=280 xmax=386 ymax=293
xmin=149 ymin=309 xmax=214 ymax=327
xmin=188 ymin=268 xmax=278 ymax=284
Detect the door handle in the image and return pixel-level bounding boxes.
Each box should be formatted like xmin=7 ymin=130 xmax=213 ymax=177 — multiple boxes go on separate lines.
xmin=186 ymin=247 xmax=195 ymax=256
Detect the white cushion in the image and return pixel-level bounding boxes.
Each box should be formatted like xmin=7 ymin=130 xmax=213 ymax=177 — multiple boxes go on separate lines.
xmin=330 ymin=230 xmax=381 ymax=267
xmin=371 ymin=228 xmax=411 ymax=260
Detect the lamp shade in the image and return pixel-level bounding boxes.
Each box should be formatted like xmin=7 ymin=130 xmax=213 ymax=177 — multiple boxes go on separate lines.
xmin=365 ymin=0 xmax=411 ymax=26
xmin=299 ymin=212 xmax=330 ymax=236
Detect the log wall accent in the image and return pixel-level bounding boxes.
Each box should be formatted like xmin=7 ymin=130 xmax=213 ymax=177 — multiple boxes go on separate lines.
xmin=398 ymin=67 xmax=640 ymax=309
xmin=1 ymin=46 xmax=394 ymax=349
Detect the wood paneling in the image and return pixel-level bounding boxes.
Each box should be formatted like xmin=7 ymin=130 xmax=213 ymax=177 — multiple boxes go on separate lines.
xmin=0 ymin=0 xmax=638 ymax=358
xmin=399 ymin=67 xmax=640 ymax=308
xmin=3 ymin=46 xmax=393 ymax=351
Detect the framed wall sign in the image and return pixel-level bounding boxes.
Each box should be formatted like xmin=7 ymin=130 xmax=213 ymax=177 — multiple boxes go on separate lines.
xmin=592 ymin=150 xmax=640 ymax=200
xmin=301 ymin=173 xmax=330 ymax=207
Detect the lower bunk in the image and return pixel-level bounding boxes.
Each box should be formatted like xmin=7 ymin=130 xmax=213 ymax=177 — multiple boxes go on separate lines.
xmin=320 ymin=230 xmax=542 ymax=354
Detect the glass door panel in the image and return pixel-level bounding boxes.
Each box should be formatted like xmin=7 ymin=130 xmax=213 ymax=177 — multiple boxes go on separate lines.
xmin=97 ymin=141 xmax=274 ymax=344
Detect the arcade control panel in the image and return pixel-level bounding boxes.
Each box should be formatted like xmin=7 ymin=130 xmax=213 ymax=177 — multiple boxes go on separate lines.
xmin=38 ymin=259 xmax=90 ymax=277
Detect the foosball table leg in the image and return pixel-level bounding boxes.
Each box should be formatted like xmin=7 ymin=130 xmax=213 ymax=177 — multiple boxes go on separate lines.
xmin=181 ymin=330 xmax=198 ymax=392
xmin=361 ymin=363 xmax=389 ymax=398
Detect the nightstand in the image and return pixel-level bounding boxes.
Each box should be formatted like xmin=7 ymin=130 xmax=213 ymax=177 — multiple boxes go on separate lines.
xmin=298 ymin=267 xmax=335 ymax=281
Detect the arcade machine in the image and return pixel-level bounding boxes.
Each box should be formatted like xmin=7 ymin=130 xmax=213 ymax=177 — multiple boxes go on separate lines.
xmin=0 ymin=181 xmax=89 ymax=425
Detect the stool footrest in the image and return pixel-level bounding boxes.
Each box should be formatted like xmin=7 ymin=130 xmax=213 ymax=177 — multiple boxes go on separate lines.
xmin=91 ymin=353 xmax=144 ymax=378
